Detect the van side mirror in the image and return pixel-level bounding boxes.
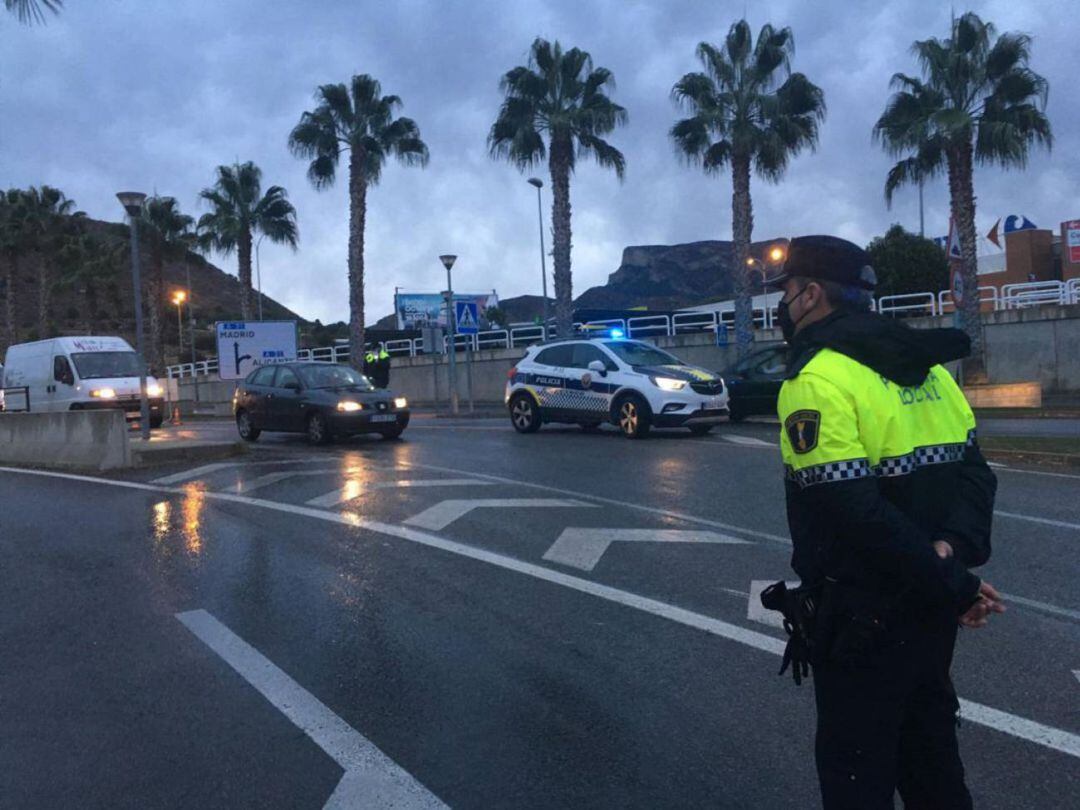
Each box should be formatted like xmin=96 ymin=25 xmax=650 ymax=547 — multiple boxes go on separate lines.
xmin=587 ymin=359 xmax=607 ymax=377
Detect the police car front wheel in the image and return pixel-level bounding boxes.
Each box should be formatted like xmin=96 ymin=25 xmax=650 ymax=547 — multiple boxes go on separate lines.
xmin=509 ymin=394 xmax=541 ymax=433
xmin=615 ymin=394 xmax=651 ymax=439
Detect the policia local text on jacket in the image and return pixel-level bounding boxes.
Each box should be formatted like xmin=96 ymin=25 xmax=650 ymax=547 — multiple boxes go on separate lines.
xmin=778 ymin=308 xmax=997 ymax=809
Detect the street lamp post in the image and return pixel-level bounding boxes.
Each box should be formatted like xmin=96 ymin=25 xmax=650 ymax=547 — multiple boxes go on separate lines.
xmin=746 ymin=243 xmax=788 ymax=331
xmin=527 ymin=178 xmax=549 ymax=338
xmin=186 ymin=266 xmax=199 ymax=402
xmin=172 ymin=290 xmax=187 ymax=356
xmin=439 ymin=254 xmax=459 ymax=416
xmin=117 ymin=191 xmax=151 ymax=440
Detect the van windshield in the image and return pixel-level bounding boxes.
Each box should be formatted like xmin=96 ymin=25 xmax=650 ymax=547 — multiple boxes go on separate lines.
xmin=71 ymin=351 xmax=141 ymax=380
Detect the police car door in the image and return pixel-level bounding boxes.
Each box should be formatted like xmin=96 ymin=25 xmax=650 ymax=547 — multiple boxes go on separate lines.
xmin=562 ymin=343 xmax=617 ymax=420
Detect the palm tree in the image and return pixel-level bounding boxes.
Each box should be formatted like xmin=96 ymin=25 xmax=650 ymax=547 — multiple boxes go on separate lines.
xmin=875 ymin=13 xmax=1051 ymax=376
xmin=141 ymin=197 xmax=195 ymax=373
xmin=5 ymin=0 xmax=61 ymax=25
xmin=19 ymin=185 xmax=81 ymax=339
xmin=197 ymin=162 xmax=298 ymax=321
xmin=489 ymin=38 xmax=627 ymax=338
xmin=671 ymin=20 xmax=825 ymax=356
xmin=289 ymin=74 xmax=429 ymax=371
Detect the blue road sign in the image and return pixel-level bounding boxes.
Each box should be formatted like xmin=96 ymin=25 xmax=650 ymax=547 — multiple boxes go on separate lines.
xmin=455 ymin=301 xmax=480 ymax=334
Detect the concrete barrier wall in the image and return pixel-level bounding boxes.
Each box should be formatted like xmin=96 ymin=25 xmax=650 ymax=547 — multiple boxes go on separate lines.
xmin=0 ymin=410 xmax=131 ymax=471
xmin=176 ymin=305 xmax=1080 ymax=409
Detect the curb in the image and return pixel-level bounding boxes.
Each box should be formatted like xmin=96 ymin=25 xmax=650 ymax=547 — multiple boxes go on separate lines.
xmin=130 ymin=440 xmax=248 ymax=468
xmin=983 ymin=448 xmax=1080 ymax=469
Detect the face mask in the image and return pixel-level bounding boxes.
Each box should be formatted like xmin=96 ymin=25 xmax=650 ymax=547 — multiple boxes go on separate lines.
xmin=777 ymin=285 xmax=810 ymax=342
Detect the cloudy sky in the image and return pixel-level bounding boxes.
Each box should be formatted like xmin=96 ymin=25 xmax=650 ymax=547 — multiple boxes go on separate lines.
xmin=2 ymin=0 xmax=1076 ymax=324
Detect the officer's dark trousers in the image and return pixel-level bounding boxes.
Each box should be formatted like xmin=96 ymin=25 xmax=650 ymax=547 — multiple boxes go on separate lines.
xmin=812 ymin=614 xmax=973 ymax=810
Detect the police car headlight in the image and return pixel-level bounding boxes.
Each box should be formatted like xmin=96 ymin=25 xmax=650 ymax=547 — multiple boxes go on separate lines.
xmin=146 ymin=383 xmax=163 ymax=397
xmin=90 ymin=387 xmax=117 ymax=399
xmin=336 ymin=400 xmax=364 ymax=412
xmin=651 ymin=376 xmax=687 ymax=391
xmin=394 ymin=397 xmax=408 ymax=409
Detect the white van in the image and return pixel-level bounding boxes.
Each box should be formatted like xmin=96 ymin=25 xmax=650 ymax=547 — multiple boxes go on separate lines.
xmin=1 ymin=336 xmax=165 ymax=427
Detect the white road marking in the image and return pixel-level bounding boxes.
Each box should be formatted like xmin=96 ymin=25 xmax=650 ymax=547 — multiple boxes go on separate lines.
xmin=995 ymin=467 xmax=1080 ymax=481
xmin=543 ymin=528 xmax=751 ymax=571
xmin=230 ymin=468 xmax=342 ymax=493
xmin=1000 ymin=593 xmax=1080 ymax=622
xmin=720 ymin=435 xmax=777 ymax=447
xmin=403 ymin=498 xmax=594 ymax=531
xmin=176 ymin=609 xmax=445 ymax=809
xmin=994 ymin=510 xmax=1080 ymax=531
xmin=746 ymin=580 xmax=799 ymax=630
xmin=305 ymin=478 xmax=492 ymax=508
xmin=987 ymin=461 xmax=1008 ymax=468
xmin=1074 ymin=670 xmax=1080 ymax=686
xmin=6 ymin=466 xmax=1080 ymax=760
xmin=150 ymin=456 xmax=331 ymax=485
xmin=399 ymin=462 xmax=792 ymax=545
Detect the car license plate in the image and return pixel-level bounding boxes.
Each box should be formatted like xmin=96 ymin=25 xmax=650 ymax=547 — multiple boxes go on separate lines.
xmin=704 ymin=397 xmax=724 ymax=410
xmin=371 ymin=414 xmax=396 ymax=423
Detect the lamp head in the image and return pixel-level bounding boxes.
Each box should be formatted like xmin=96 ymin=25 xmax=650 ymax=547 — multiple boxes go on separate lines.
xmin=116 ymin=191 xmax=146 ymax=218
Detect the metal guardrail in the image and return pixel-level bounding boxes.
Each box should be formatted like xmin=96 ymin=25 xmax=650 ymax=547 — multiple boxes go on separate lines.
xmin=0 ymin=385 xmax=31 ymax=412
xmin=166 ymin=278 xmax=1080 ymax=378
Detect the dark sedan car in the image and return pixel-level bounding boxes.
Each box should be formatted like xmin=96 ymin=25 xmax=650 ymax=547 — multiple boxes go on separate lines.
xmin=233 ymin=362 xmax=410 ymax=444
xmin=722 ymin=344 xmax=788 ymax=421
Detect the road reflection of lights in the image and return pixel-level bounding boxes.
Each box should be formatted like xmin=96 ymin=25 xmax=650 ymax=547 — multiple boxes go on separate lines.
xmin=182 ymin=483 xmax=205 ymax=555
xmin=152 ymin=501 xmax=172 ymax=543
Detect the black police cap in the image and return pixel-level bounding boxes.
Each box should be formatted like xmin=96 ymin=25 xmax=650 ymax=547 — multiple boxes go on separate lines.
xmin=764 ymin=235 xmax=877 ymax=290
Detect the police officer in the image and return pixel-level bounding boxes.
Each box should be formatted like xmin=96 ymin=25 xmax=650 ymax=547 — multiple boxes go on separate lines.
xmin=765 ymin=235 xmax=1005 ymax=809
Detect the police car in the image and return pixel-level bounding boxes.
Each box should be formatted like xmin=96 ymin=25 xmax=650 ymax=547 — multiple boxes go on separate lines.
xmin=505 ymin=333 xmax=729 ymax=438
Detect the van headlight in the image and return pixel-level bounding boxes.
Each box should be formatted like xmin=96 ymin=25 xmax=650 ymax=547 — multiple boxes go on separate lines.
xmin=394 ymin=396 xmax=408 ymax=409
xmin=90 ymin=387 xmax=117 ymax=399
xmin=651 ymin=376 xmax=687 ymax=391
xmin=336 ymin=400 xmax=363 ymax=412
xmin=146 ymin=383 xmax=163 ymax=397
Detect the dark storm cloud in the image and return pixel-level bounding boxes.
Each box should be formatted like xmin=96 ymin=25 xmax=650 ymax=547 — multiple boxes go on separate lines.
xmin=2 ymin=0 xmax=1076 ymax=323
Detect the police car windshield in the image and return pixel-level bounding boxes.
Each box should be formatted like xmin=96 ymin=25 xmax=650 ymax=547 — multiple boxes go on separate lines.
xmin=602 ymin=341 xmax=683 ymax=367
xmin=71 ymin=351 xmax=141 ymax=380
xmin=297 ymin=365 xmax=374 ymax=390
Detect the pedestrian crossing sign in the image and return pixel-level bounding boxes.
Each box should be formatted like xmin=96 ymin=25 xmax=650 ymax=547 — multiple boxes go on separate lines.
xmin=455 ymin=301 xmax=480 ymax=334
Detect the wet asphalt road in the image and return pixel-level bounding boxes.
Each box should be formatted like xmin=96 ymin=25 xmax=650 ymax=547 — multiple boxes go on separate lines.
xmin=1 ymin=417 xmax=1078 ymax=808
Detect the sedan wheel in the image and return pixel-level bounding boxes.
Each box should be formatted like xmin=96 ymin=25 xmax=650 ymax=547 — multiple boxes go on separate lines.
xmin=236 ymin=411 xmax=260 ymax=442
xmin=306 ymin=412 xmax=331 ymax=445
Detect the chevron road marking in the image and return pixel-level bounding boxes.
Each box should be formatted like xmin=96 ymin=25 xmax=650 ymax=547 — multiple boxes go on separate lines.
xmin=306 ymin=478 xmax=492 ymax=509
xmin=403 ymin=498 xmax=595 ymax=531
xmin=543 ymin=528 xmax=751 ymax=571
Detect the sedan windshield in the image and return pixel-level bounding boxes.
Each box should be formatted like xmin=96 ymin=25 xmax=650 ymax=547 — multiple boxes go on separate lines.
xmin=602 ymin=341 xmax=682 ymax=367
xmin=297 ymin=364 xmax=374 ymax=390
xmin=71 ymin=351 xmax=141 ymax=380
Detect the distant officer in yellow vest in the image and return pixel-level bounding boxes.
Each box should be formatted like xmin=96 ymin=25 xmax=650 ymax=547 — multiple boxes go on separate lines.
xmin=762 ymin=235 xmax=1004 ymax=810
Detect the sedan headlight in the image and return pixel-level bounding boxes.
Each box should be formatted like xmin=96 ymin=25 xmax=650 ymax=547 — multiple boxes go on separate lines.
xmin=146 ymin=383 xmax=163 ymax=397
xmin=394 ymin=396 xmax=408 ymax=409
xmin=651 ymin=376 xmax=687 ymax=391
xmin=336 ymin=400 xmax=363 ymax=412
xmin=90 ymin=387 xmax=117 ymax=399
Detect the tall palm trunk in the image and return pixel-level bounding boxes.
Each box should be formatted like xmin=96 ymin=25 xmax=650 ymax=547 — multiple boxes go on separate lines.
xmin=147 ymin=235 xmax=166 ymax=373
xmin=37 ymin=258 xmax=51 ymax=339
xmin=731 ymin=154 xmax=755 ymax=357
xmin=549 ymin=134 xmax=574 ymax=338
xmin=948 ymin=139 xmax=986 ymax=382
xmin=348 ymin=151 xmax=367 ymax=372
xmin=2 ymin=252 xmax=16 ymax=349
xmin=237 ymin=227 xmax=253 ymax=321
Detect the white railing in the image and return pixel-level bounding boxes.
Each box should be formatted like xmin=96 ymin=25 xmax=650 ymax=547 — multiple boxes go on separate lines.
xmin=1000 ymin=280 xmax=1066 ymax=309
xmin=166 ymin=278 xmax=1080 ymax=378
xmin=877 ymin=292 xmax=937 ymax=317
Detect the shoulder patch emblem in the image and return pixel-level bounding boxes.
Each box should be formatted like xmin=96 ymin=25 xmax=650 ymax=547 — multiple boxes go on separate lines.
xmin=785 ymin=409 xmax=821 ymax=454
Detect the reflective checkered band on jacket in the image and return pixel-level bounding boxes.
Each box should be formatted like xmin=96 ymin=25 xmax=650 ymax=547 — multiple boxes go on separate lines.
xmin=786 ymin=458 xmax=873 ymax=488
xmin=786 ymin=430 xmax=978 ymax=489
